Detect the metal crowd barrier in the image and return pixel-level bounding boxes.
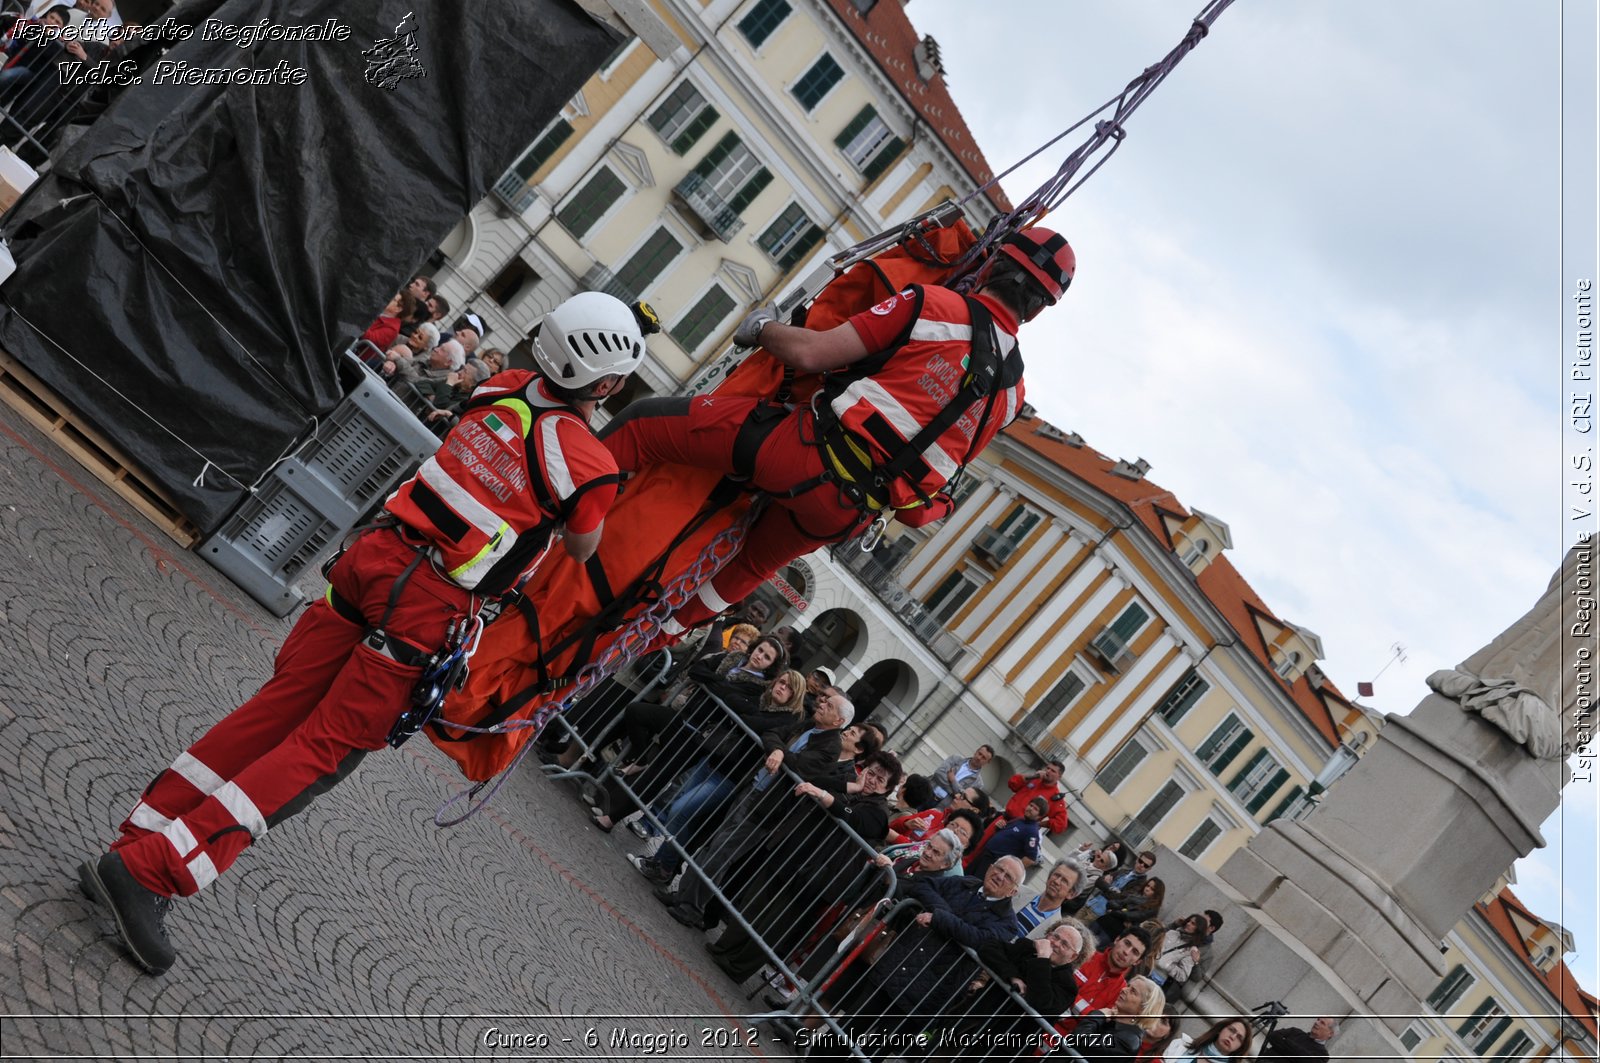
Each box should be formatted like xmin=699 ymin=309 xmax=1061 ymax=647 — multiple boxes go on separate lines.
xmin=765 ymin=896 xmax=1090 ymax=1061
xmin=0 ymin=10 xmax=107 ymax=171
xmin=537 ymin=676 xmax=1099 ymax=1060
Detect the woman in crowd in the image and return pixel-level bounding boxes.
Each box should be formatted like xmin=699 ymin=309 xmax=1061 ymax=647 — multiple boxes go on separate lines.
xmin=1095 ymin=875 xmax=1166 ymax=944
xmin=591 ymin=635 xmax=787 ymax=831
xmin=1168 ymin=1016 xmax=1254 ymax=1063
xmin=626 ymin=667 xmax=807 ymax=881
xmin=1135 ymin=1005 xmax=1184 ymax=1061
xmin=1150 ymin=913 xmax=1207 ymax=987
xmin=1063 ymin=975 xmax=1167 ymax=1061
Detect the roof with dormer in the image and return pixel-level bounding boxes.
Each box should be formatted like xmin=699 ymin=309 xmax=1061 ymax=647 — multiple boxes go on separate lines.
xmin=1479 ymin=889 xmax=1597 ymax=1039
xmin=1002 ymin=414 xmax=1349 ymax=748
xmin=821 ymin=0 xmax=1012 ymax=212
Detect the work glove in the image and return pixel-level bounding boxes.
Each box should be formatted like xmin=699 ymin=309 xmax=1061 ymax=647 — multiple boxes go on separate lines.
xmin=733 ymin=306 xmax=778 ymax=348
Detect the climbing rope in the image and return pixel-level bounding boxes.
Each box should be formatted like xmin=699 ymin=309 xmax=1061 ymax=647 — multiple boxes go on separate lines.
xmin=948 ymin=0 xmax=1237 ymax=289
xmin=432 ymin=495 xmax=766 ymax=826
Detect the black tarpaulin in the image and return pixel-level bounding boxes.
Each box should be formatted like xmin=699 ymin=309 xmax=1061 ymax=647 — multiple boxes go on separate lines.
xmin=0 ymin=0 xmax=620 ymax=531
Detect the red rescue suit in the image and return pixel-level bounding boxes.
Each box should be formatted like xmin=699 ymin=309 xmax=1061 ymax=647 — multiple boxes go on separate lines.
xmin=600 ymin=285 xmax=1022 ymax=635
xmin=108 ymin=372 xmax=616 ymax=897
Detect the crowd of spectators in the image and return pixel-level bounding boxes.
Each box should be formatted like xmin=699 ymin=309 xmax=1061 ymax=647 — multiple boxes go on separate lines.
xmin=353 ymin=274 xmax=507 ymax=433
xmin=1 ymin=0 xmax=141 ymax=164
xmin=528 ymin=595 xmax=1301 ymax=1061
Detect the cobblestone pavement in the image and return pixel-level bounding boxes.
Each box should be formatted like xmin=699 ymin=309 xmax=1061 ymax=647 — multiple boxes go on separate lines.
xmin=0 ymin=401 xmax=789 ymax=1061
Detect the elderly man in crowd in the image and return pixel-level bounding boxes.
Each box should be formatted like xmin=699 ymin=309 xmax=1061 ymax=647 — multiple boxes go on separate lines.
xmin=930 ymin=744 xmax=994 ymax=806
xmin=1063 ymin=841 xmax=1121 ymax=900
xmin=809 ymin=856 xmax=1025 ymax=1060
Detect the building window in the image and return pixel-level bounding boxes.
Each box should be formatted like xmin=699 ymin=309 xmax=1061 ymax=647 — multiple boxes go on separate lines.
xmin=1195 ymin=713 xmax=1253 ymax=774
xmin=511 ymin=118 xmax=574 ymax=180
xmin=1128 ymin=779 xmax=1187 ymax=843
xmin=615 ymin=228 xmax=683 ymax=298
xmin=1398 ymin=1023 xmax=1426 ymax=1051
xmin=927 ymin=568 xmax=982 ymax=624
xmin=995 ymin=505 xmax=1041 ymax=546
xmin=1457 ymin=998 xmax=1512 ymax=1053
xmin=1178 ymin=816 xmax=1224 ymax=860
xmin=693 ymin=132 xmax=774 ymax=214
xmin=1273 ymin=649 xmax=1303 ymax=679
xmin=759 ymin=204 xmax=825 ymax=270
xmin=556 ymin=167 xmax=627 ymax=239
xmin=1426 ymin=965 xmax=1475 ymax=1014
xmin=484 ymin=258 xmax=540 ymax=310
xmin=1016 ymin=668 xmax=1088 ymax=743
xmin=949 ymin=475 xmax=981 ymax=507
xmin=738 ymin=0 xmax=791 ymax=48
xmin=1156 ymin=669 xmax=1209 ymax=725
xmin=1091 ymin=600 xmax=1149 ymax=666
xmin=648 ymin=81 xmax=719 ymax=155
xmin=1095 ymin=737 xmax=1149 ymax=793
xmin=1179 ymin=537 xmax=1209 ymax=568
xmin=670 ymin=284 xmax=737 ymax=354
xmin=1229 ymin=748 xmax=1289 ymax=813
xmin=792 ymin=54 xmax=844 ymax=111
xmin=835 ymin=104 xmax=905 ymax=181
xmin=1490 ymin=1032 xmax=1534 ymax=1063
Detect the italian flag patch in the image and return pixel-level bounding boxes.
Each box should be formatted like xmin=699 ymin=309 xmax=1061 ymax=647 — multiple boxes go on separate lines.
xmin=483 ymin=413 xmax=518 ymax=445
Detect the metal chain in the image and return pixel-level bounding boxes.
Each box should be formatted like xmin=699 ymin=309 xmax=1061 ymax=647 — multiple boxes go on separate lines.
xmin=433 ymin=496 xmax=765 ymax=826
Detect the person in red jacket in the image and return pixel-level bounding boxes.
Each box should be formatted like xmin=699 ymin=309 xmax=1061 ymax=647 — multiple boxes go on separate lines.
xmin=599 ymin=228 xmax=1075 ymax=637
xmin=1055 ymin=926 xmax=1152 ymax=1038
xmin=76 ymin=292 xmax=646 ymax=976
xmin=1006 ymin=759 xmax=1069 ymax=835
xmin=358 ymin=290 xmax=418 ymax=363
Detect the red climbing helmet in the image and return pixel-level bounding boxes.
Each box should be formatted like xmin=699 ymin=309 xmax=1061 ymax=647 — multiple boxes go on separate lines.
xmin=997 ymin=227 xmax=1075 ymax=304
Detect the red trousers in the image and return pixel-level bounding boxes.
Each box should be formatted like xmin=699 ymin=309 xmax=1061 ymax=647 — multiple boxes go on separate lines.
xmin=600 ymin=396 xmax=868 ymax=632
xmin=111 ymin=527 xmax=471 ymax=897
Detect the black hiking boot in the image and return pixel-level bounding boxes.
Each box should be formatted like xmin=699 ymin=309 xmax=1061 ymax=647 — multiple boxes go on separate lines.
xmin=78 ymin=853 xmax=177 ymax=975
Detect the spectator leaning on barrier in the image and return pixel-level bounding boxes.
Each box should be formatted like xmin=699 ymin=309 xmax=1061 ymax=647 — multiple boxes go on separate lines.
xmin=964 ymin=915 xmax=1089 ymax=1046
xmin=704 ymin=749 xmax=903 ymax=982
xmin=811 ymin=856 xmax=1025 ymax=1061
xmin=76 ymin=292 xmax=646 ymax=976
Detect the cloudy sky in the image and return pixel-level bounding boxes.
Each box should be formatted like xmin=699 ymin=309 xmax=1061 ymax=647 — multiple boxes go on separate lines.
xmin=910 ymin=0 xmax=1596 ymax=990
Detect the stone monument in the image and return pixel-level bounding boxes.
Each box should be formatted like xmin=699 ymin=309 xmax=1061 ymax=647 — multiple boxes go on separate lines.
xmin=1155 ymin=542 xmax=1591 ymax=1057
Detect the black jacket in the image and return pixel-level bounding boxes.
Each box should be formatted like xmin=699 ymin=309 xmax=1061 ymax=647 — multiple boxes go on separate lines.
xmin=869 ymin=874 xmax=1021 ymax=1004
xmin=976 ymin=937 xmax=1077 ymax=1017
xmin=1064 ymin=1012 xmax=1144 ymax=1061
xmin=1260 ymin=1027 xmax=1330 ymax=1062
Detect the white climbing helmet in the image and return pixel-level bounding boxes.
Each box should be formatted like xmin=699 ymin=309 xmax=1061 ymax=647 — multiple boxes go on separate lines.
xmin=532 ymin=291 xmax=645 ymax=388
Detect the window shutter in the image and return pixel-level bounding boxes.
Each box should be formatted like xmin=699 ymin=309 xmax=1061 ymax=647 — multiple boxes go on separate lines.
xmin=1110 ymin=603 xmax=1149 ymax=642
xmin=777 ymin=224 xmax=824 ymax=270
xmin=1195 ymin=716 xmax=1241 ymax=764
xmin=727 ymin=167 xmax=772 ymax=214
xmin=861 ymin=136 xmax=905 ymax=181
xmin=1216 ymin=736 xmax=1258 ymax=776
xmin=514 ymin=119 xmax=574 ymax=179
xmin=1157 ymin=670 xmax=1209 ymax=724
xmin=1427 ymin=965 xmax=1471 ymax=1011
xmin=1248 ymin=768 xmax=1291 ymax=813
xmin=694 ymin=132 xmax=738 ymax=177
xmin=835 ymin=105 xmax=876 ymax=149
xmin=1491 ymin=1032 xmax=1535 ymax=1063
xmin=671 ymin=105 xmax=719 ymax=155
xmin=556 ymin=168 xmax=626 ymax=238
xmin=1456 ymin=997 xmax=1495 ymax=1036
xmin=1267 ymin=784 xmax=1305 ymax=822
xmin=1477 ymin=1017 xmax=1514 ymax=1052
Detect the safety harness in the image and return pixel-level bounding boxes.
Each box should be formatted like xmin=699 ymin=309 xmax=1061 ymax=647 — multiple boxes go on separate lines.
xmin=751 ymin=294 xmax=1018 ymax=532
